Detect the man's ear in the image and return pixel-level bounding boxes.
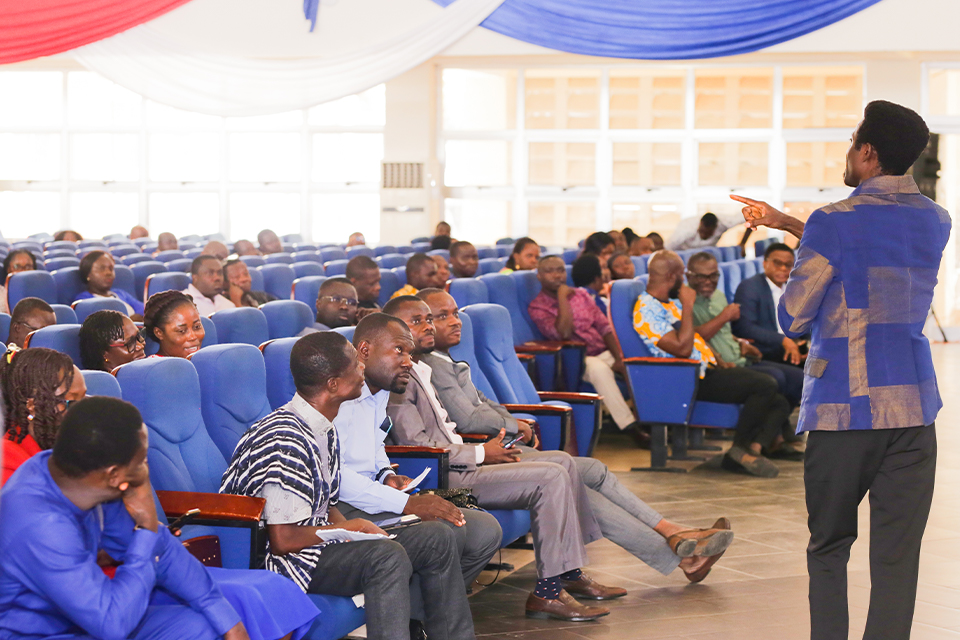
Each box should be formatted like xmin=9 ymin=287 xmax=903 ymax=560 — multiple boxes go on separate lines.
xmin=356 ymin=340 xmax=371 ymax=360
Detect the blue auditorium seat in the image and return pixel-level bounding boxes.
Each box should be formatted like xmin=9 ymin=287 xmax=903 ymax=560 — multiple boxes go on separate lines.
xmin=7 ymin=270 xmax=57 ymax=308
xmin=73 ymin=298 xmax=128 ymax=323
xmin=44 ymin=241 xmax=78 ymax=253
xmin=375 ymin=254 xmax=406 ymax=269
xmin=0 ymin=313 xmax=9 ymax=343
xmin=210 ymin=307 xmax=269 ymax=346
xmin=396 ymin=246 xmax=415 ymax=255
xmin=165 ymin=258 xmax=193 ymax=273
xmin=12 ymin=241 xmax=43 ymax=253
xmin=110 ymin=245 xmax=140 ymax=258
xmin=145 ymin=272 xmax=191 ymax=299
xmin=561 ymin=248 xmax=579 ymax=264
xmin=378 ymin=269 xmax=400 ymax=307
xmin=82 ymin=370 xmax=122 ymax=398
xmin=323 ymin=259 xmax=349 ymax=276
xmin=427 ymin=249 xmax=450 ymax=261
xmin=292 ymin=261 xmax=325 ymax=279
xmin=476 ymin=247 xmax=498 ymax=260
xmin=332 ymin=326 xmax=355 ymax=341
xmin=281 ymin=233 xmax=304 ymax=243
xmin=121 ymin=253 xmax=155 ymax=266
xmin=292 ymin=251 xmax=323 ymax=264
xmin=132 ymin=238 xmax=154 ymax=248
xmin=259 ymin=338 xmax=299 ymax=410
xmin=495 ymin=237 xmax=514 ymax=245
xmin=78 ymin=240 xmax=108 ymax=250
xmin=293 ymin=276 xmax=327 ymax=309
xmin=390 ymin=266 xmax=406 ymax=287
xmin=24 ymin=324 xmax=82 ymax=366
xmin=51 ymin=304 xmax=78 ymax=325
xmin=43 ymin=256 xmax=80 ymax=272
xmin=184 ymin=248 xmax=204 ymax=260
xmin=346 ymin=246 xmax=375 ymax=259
xmin=43 ymin=249 xmax=77 ymax=261
xmin=258 ymin=263 xmax=295 ymax=300
xmin=374 ymin=245 xmax=396 ymax=257
xmin=411 ymin=236 xmax=430 ymax=244
xmin=752 ymin=257 xmax=763 ymax=273
xmin=132 ymin=262 xmax=167 ymax=300
xmin=265 ymin=252 xmax=295 ymax=265
xmin=113 ymin=264 xmax=136 ymax=298
xmin=292 ymin=243 xmax=317 ymax=252
xmin=720 ymin=262 xmax=742 ymax=302
xmin=261 ymin=300 xmax=314 ymax=339
xmin=320 ymin=247 xmax=347 ymax=263
xmin=495 ymin=246 xmax=511 ymax=258
xmin=735 ymin=258 xmax=757 ymax=279
xmin=239 ymin=255 xmax=266 ymax=268
xmin=154 ymin=250 xmax=186 ymax=263
xmin=179 ymin=235 xmax=203 ymax=244
xmin=477 ymin=257 xmax=503 ymax=274
xmin=720 ymin=246 xmax=740 ymax=262
xmin=447 ymin=278 xmax=488 ymax=308
xmin=755 ymin=237 xmax=776 ymax=256
xmin=411 ymin=243 xmax=430 ymax=253
xmin=630 ymin=256 xmax=647 ymax=276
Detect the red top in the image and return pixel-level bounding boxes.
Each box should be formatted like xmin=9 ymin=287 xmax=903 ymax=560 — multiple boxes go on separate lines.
xmin=2 ymin=431 xmax=42 ymax=486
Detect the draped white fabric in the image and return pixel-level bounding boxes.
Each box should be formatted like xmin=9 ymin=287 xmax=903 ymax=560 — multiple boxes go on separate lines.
xmin=71 ymin=0 xmax=505 ymax=116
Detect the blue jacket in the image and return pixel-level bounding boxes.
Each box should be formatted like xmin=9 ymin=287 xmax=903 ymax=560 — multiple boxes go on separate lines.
xmin=732 ymin=272 xmax=783 ymax=357
xmin=779 ymin=175 xmax=951 ymax=433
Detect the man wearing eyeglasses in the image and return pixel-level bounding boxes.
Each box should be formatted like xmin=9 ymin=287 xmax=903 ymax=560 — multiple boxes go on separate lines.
xmin=7 ymin=298 xmax=56 ymax=348
xmin=299 ymin=277 xmax=359 ymax=336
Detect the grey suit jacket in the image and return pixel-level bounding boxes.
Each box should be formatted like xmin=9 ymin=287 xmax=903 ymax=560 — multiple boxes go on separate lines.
xmin=386 ymin=366 xmax=480 ymax=472
xmin=420 ymin=352 xmax=518 ymax=438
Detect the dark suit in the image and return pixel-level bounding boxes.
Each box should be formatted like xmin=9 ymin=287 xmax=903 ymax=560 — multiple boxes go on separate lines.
xmin=732 ymin=272 xmax=785 ymax=359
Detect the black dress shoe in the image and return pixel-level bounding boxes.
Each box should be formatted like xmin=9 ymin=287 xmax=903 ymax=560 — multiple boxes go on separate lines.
xmin=626 ymin=422 xmax=651 ymax=449
xmin=410 ymin=619 xmax=427 ymax=640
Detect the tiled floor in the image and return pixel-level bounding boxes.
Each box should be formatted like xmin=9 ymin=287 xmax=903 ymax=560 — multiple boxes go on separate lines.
xmin=468 ymin=343 xmax=960 ymax=639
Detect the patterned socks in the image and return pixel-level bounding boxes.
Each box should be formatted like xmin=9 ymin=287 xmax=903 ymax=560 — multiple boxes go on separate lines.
xmin=534 ymin=569 xmax=583 ymax=600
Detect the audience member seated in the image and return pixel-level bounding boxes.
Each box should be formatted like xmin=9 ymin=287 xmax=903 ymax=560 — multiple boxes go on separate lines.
xmin=667 ymin=212 xmax=749 ymax=252
xmin=449 ymin=241 xmax=478 ymax=279
xmin=391 ymin=253 xmax=442 ymax=299
xmin=7 ymin=298 xmax=56 ymax=349
xmin=608 ymin=252 xmax=635 ymax=281
xmin=502 ymin=237 xmax=540 ymax=274
xmin=733 ymin=242 xmax=805 ymax=366
xmin=221 ymin=332 xmax=478 ymax=640
xmin=430 ymin=235 xmax=452 ymax=251
xmin=79 ymin=309 xmax=146 ymax=372
xmin=130 ymin=225 xmax=150 ymax=240
xmin=154 ymin=232 xmax=179 ymax=255
xmin=687 ymin=252 xmax=803 ymax=458
xmin=347 ymin=231 xmax=366 ymax=247
xmin=232 ymin=239 xmax=261 ymax=257
xmin=74 ymin=250 xmax=145 ymax=320
xmin=582 ymin=232 xmax=616 ymax=265
xmin=0 ymin=395 xmax=319 ymax=640
xmin=333 ymin=313 xmax=502 ymax=597
xmin=608 ymin=230 xmax=628 ymax=253
xmin=300 ymin=277 xmax=358 ymax=334
xmin=1 ymin=249 xmax=38 ymax=314
xmin=629 ymin=236 xmax=654 ymax=256
xmin=435 ymin=221 xmax=451 ymax=238
xmin=257 ymin=229 xmax=283 ymax=255
xmin=419 ymin=289 xmax=734 ymax=583
xmin=530 ymin=258 xmax=643 ymax=444
xmin=184 ymin=255 xmax=236 ymax=317
xmin=223 ymin=259 xmax=277 ymax=308
xmin=54 ymin=230 xmax=83 ymax=242
xmin=382 ymin=296 xmax=623 ymax=622
xmin=346 ymin=255 xmax=382 ymax=311
xmin=144 ymin=291 xmax=205 ymax=358
xmin=431 ymin=254 xmax=451 ymax=283
xmin=571 ymin=254 xmax=609 ymax=315
xmin=646 ymin=232 xmax=664 ymax=251
xmin=633 ymin=252 xmax=790 ymax=478
xmin=1 ymin=348 xmax=85 ymax=484
xmin=203 ymin=240 xmax=230 ymax=261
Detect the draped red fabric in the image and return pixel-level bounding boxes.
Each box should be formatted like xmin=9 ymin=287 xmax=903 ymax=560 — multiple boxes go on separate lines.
xmin=0 ymin=0 xmax=194 ymax=64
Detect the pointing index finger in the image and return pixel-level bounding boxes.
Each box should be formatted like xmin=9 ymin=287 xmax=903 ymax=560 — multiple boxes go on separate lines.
xmin=729 ymin=194 xmax=759 ymax=206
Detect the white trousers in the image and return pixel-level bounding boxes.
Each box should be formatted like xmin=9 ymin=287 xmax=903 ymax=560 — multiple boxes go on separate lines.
xmin=582 ymin=350 xmax=635 ymax=429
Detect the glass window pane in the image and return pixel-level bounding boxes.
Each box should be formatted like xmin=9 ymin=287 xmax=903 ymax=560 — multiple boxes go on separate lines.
xmin=444 ymin=141 xmax=512 ymax=187
xmin=525 ymin=70 xmax=600 ymax=130
xmin=148 ymin=193 xmax=219 ymax=239
xmin=149 ymin=133 xmax=220 ymax=182
xmin=528 ymin=142 xmax=595 ymax=186
xmin=312 ymin=133 xmax=383 ymax=183
xmin=0 ymin=134 xmax=60 ymax=180
xmin=442 ymin=70 xmax=517 ymax=131
xmin=67 ymin=72 xmax=141 ymax=127
xmin=312 ymin=193 xmax=381 ymax=245
xmin=226 ymin=111 xmax=303 ymax=131
xmin=443 ymin=200 xmax=512 ymax=246
xmin=71 ymin=134 xmax=139 ymax=181
xmin=145 ymin=101 xmax=221 ymax=129
xmin=230 ymin=193 xmax=301 ymax=242
xmin=698 ymin=142 xmax=769 ymax=186
xmin=782 ymin=67 xmax=862 ymax=129
xmin=308 ymin=85 xmax=386 ymax=126
xmin=609 ymin=70 xmax=686 ymax=130
xmin=0 ymin=192 xmax=60 ymax=238
xmin=612 ymin=142 xmax=682 ymax=186
xmin=928 ymin=69 xmax=960 ymax=117
xmin=611 ymin=202 xmax=682 ymax=241
xmin=0 ymin=72 xmax=62 ymax=127
xmin=695 ymin=68 xmax=773 ymax=128
xmin=69 ymin=193 xmax=138 ymax=239
xmin=528 ymin=202 xmax=596 ymax=247
xmin=785 ymin=141 xmax=848 ymax=187
xmin=229 ymin=133 xmax=300 ymax=182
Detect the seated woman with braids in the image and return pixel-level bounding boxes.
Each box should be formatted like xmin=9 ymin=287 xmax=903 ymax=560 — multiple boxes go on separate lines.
xmin=79 ymin=309 xmax=147 ymax=372
xmin=73 ymin=250 xmax=144 ymax=321
xmin=143 ymin=290 xmax=205 ymax=358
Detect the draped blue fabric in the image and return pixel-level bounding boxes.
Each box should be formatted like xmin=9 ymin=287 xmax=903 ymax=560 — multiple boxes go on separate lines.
xmin=428 ymin=0 xmax=882 ymax=59
xmin=304 ymin=0 xmax=320 ymax=31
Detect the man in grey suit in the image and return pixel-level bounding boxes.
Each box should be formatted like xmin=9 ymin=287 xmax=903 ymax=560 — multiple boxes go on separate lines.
xmin=416 ymin=288 xmax=735 ymax=583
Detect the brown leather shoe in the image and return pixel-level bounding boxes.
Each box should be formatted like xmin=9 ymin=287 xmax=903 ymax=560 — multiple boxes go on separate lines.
xmin=559 ymin=574 xmax=627 ymax=600
xmin=525 ymin=590 xmax=610 ymax=621
xmin=666 ymin=526 xmax=734 ymax=558
xmin=683 ymin=518 xmax=732 ymax=584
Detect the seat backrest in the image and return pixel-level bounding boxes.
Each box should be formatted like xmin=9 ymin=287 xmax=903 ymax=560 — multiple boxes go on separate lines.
xmin=113 ymin=265 xmax=136 ymax=298
xmin=7 ymin=271 xmax=57 ymax=309
xmin=82 ymin=370 xmax=122 ymax=398
xmin=292 ymin=261 xmax=324 ymax=279
xmin=376 ymin=254 xmax=406 ymax=269
xmin=44 ymin=241 xmax=78 ymax=253
xmin=461 ymin=304 xmax=538 ymax=405
xmin=121 ymin=254 xmax=155 ymax=266
xmin=324 ymin=259 xmax=349 ymax=276
xmin=132 ymin=262 xmax=167 ymax=300
xmin=110 ymin=245 xmax=140 ymax=258
xmin=282 ymin=233 xmax=304 ymax=243
xmin=165 ymin=258 xmax=193 ymax=273
xmin=210 ymin=307 xmax=269 ymax=346
xmin=735 ymin=258 xmax=757 ymax=279
xmin=0 ymin=313 xmax=9 ymax=343
xmin=477 ymin=258 xmax=502 ymax=274
xmin=411 ymin=236 xmax=430 ymax=244
xmin=396 ymin=245 xmax=415 ymax=255
xmin=333 ymin=326 xmax=355 ymax=341
xmin=239 ymin=255 xmax=266 ymax=268
xmin=478 ymin=274 xmax=537 ymax=344
xmin=374 ymin=245 xmax=396 ymax=257
xmin=719 ymin=246 xmax=739 ymax=263
xmin=510 ymin=270 xmax=548 ymax=341
xmin=154 ymin=250 xmax=186 ymax=264
xmin=258 ymin=263 xmax=295 ymax=300
xmin=24 ymin=324 xmax=83 ymax=366
xmin=247 ymin=267 xmax=264 ymax=293
xmin=191 ymin=344 xmax=273 ymax=461
xmin=719 ymin=263 xmax=741 ymax=302
xmin=320 ymin=247 xmax=348 ymax=263
xmin=73 ymin=297 xmax=128 ymax=323
xmin=292 ymin=275 xmax=327 ymax=308
xmin=609 ymin=279 xmax=650 ymax=358
xmin=51 ymin=304 xmax=78 ymax=325
xmin=378 ymin=269 xmax=400 ymax=307
xmin=116 ymin=357 xmax=227 ymax=493
xmin=562 ymin=248 xmax=579 ymax=264
xmin=412 ymin=242 xmax=431 ymax=253
xmin=78 ymin=240 xmax=107 ymax=250
xmin=260 ymin=338 xmax=299 ymax=409
xmin=292 ymin=243 xmax=317 ymax=252
xmin=261 ymin=300 xmax=314 ymax=339
xmin=44 ymin=250 xmax=77 ymax=261
xmin=390 ymin=266 xmax=407 ymax=287
xmin=346 ymin=246 xmax=375 ymax=259
xmin=265 ymin=252 xmax=295 ymax=265
xmin=630 ymin=256 xmax=647 ymax=276
xmin=427 ymin=249 xmax=450 ymax=261
xmin=50 ymin=267 xmax=84 ymax=306
xmin=447 ymin=310 xmax=498 ymax=400
xmin=44 ymin=257 xmax=80 ymax=272
xmin=448 ymin=278 xmax=489 ymax=309
xmin=291 ymin=251 xmax=323 ymax=264
xmin=146 ymin=272 xmax=191 ymax=299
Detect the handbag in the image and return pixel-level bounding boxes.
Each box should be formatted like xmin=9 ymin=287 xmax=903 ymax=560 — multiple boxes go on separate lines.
xmin=420 ymin=487 xmax=480 ymax=510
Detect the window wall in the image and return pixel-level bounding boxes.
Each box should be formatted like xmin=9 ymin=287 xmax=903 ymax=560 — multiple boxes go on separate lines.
xmin=440 ymin=64 xmax=862 ymax=247
xmin=0 ymin=69 xmax=385 ymax=244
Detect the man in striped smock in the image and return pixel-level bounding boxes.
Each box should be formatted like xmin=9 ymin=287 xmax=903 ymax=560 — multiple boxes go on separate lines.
xmin=221 ymin=331 xmax=476 ymax=640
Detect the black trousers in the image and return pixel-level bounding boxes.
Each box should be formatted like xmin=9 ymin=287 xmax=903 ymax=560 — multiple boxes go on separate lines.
xmin=805 ymin=424 xmax=937 ymax=640
xmin=697 ymin=367 xmax=790 ymax=449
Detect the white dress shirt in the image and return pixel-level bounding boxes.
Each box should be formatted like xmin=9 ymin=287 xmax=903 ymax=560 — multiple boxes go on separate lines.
xmin=766 ymin=276 xmax=786 ymax=334
xmin=411 ymin=359 xmax=485 ymax=465
xmin=666 ymin=213 xmax=744 ymax=251
xmin=333 ymin=382 xmax=410 ymax=515
xmin=183 ymin=283 xmax=236 ymax=317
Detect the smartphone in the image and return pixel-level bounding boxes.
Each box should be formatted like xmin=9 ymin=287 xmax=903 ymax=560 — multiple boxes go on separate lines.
xmin=373 ymin=514 xmax=422 ymax=531
xmin=502 ymin=433 xmax=525 ymax=449
xmin=167 ymin=508 xmax=201 ymax=534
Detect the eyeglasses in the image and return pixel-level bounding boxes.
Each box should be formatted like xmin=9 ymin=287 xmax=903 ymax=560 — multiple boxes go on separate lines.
xmin=686 ymin=271 xmax=720 ymax=283
xmin=108 ymin=328 xmax=146 ymax=354
xmin=56 ymin=397 xmax=76 ymax=412
xmin=320 ymin=295 xmax=359 ymax=307
xmin=13 ymin=320 xmax=46 ymax=333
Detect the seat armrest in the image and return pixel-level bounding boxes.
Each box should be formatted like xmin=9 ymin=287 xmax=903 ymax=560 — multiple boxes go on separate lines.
xmin=624 ymin=357 xmax=700 ymax=366
xmin=516 ymin=353 xmax=535 ymax=362
xmin=460 ymin=433 xmax=489 ymax=443
xmin=156 ymin=490 xmax=265 ymax=523
xmin=516 ymin=342 xmax=562 ymax=354
xmin=385 ymin=445 xmax=448 ymax=455
xmin=538 ymin=391 xmax=602 ymax=402
xmin=501 ymin=403 xmax=571 ymax=414
xmin=385 ymin=446 xmax=449 ymax=490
